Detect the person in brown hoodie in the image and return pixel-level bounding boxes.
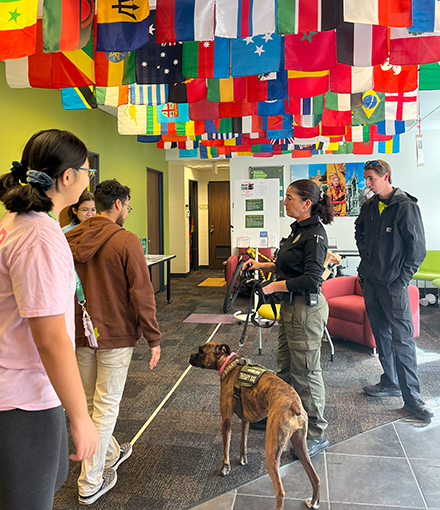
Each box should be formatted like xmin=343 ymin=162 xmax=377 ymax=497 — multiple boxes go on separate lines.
xmin=66 ymin=178 xmax=161 ymax=505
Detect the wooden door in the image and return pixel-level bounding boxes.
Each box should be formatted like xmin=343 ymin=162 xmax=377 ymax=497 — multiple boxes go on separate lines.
xmin=208 ymin=181 xmax=230 ymax=270
xmin=147 ymin=169 xmax=163 ymax=293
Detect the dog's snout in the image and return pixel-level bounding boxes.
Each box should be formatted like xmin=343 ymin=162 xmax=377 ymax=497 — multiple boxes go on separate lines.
xmin=189 ymin=353 xmax=200 ymax=367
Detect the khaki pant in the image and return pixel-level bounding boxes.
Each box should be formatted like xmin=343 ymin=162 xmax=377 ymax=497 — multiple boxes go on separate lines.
xmin=277 ymin=294 xmax=329 ymax=440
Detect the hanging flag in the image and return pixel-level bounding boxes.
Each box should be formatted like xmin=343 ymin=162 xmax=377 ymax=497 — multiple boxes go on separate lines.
xmin=288 ymin=95 xmax=324 ymax=115
xmin=322 ymin=108 xmax=352 ymax=127
xmin=61 ymin=86 xmax=97 ymax=109
xmin=231 ymin=33 xmax=281 ymax=77
xmin=373 ymin=58 xmax=418 ymax=92
xmin=96 ymin=0 xmax=149 ymax=52
xmin=410 ymin=0 xmax=440 ymax=33
xmin=325 ymin=92 xmax=362 ymax=111
xmin=285 ymin=30 xmax=337 ymax=72
xmin=95 ymin=85 xmax=129 ymax=106
xmin=330 ymin=63 xmax=373 ymax=93
xmin=419 ymin=62 xmax=440 ymax=90
xmin=95 ymin=50 xmax=136 ymax=87
xmin=199 ymin=145 xmax=220 ymax=158
xmin=257 ymin=99 xmax=287 ymax=117
xmin=156 ymin=0 xmax=214 ymax=43
xmin=389 ymin=28 xmax=440 ymax=65
xmin=189 ymin=98 xmax=220 ymax=120
xmin=370 ymin=123 xmax=392 ymax=141
xmin=336 ymin=23 xmax=387 ymax=67
xmin=135 ymin=41 xmax=184 ymax=84
xmin=129 ymin=84 xmax=169 ymax=105
xmin=276 ymin=0 xmax=340 ymax=34
xmin=156 ymin=103 xmax=190 ymax=123
xmin=169 ymin=79 xmax=207 ymax=103
xmin=352 ymin=90 xmax=385 ymax=125
xmin=207 ymin=77 xmax=246 ymax=102
xmin=219 ymin=97 xmax=254 ymax=118
xmin=293 ymin=114 xmax=322 ymax=127
xmin=384 ymin=90 xmax=417 ymax=120
xmin=231 ymin=115 xmax=263 ymax=133
xmin=215 ymin=0 xmax=275 ymax=38
xmin=43 ymin=0 xmax=95 ymax=52
xmin=378 ymin=135 xmax=400 ymax=153
xmin=345 ymin=125 xmax=370 ymax=142
xmin=287 ymin=70 xmax=329 ymax=97
xmin=343 ymin=0 xmax=411 ymax=27
xmin=352 ymin=140 xmax=374 ymax=154
xmin=118 ymin=104 xmax=147 ymax=135
xmin=377 ymin=120 xmax=405 ymax=135
xmin=138 ymin=135 xmax=162 ymax=143
xmin=182 ymin=38 xmax=230 ymax=79
xmin=0 ymin=0 xmax=38 ymax=60
xmin=293 ymin=124 xmax=320 ymax=141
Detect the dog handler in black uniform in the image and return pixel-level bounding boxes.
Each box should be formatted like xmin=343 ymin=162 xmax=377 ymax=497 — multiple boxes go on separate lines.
xmin=243 ymin=179 xmax=334 ymax=457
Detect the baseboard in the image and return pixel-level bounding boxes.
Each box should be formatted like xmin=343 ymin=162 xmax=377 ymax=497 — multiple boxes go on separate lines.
xmin=171 ymin=272 xmax=191 ymax=278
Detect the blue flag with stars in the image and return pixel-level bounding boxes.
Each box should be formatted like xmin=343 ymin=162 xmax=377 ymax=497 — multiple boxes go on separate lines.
xmin=231 ymin=33 xmax=281 ymax=77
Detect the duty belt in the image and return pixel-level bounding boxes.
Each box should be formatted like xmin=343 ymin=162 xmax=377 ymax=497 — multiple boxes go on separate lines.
xmin=281 ymin=287 xmax=321 ymax=303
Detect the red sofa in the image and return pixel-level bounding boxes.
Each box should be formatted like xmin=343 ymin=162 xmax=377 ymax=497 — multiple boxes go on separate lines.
xmin=321 ymin=276 xmax=420 ymax=352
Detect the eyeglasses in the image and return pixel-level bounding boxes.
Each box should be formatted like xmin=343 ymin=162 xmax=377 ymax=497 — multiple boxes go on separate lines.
xmin=79 ymin=207 xmax=96 ymax=213
xmin=122 ymin=201 xmax=132 ymax=214
xmin=364 ymin=160 xmax=386 ymax=172
xmin=77 ymin=167 xmax=97 ymax=181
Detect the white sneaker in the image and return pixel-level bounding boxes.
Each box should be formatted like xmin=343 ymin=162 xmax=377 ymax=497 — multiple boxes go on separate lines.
xmin=108 ymin=442 xmax=132 ymax=470
xmin=78 ymin=468 xmax=117 ymax=505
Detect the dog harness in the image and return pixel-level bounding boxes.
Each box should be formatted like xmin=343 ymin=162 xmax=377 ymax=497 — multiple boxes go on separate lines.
xmin=220 ymin=356 xmax=273 ymax=420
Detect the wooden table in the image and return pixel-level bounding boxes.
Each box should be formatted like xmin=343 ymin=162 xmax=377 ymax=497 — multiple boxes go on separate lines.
xmin=145 ymin=254 xmax=176 ymax=303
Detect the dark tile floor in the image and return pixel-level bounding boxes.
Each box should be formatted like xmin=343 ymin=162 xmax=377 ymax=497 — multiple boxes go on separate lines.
xmin=190 ymin=409 xmax=440 ymax=510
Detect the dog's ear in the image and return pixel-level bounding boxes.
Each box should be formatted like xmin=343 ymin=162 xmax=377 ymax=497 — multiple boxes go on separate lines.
xmin=214 ymin=343 xmax=231 ymax=357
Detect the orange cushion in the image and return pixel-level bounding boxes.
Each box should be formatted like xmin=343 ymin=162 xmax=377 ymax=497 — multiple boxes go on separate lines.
xmin=327 ymin=295 xmax=365 ymax=324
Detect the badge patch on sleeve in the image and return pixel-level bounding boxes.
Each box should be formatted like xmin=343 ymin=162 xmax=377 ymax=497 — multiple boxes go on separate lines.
xmin=386 ymin=227 xmax=392 ymax=232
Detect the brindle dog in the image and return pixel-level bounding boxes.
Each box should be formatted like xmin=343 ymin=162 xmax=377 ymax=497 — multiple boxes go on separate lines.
xmin=189 ymin=342 xmax=320 ymax=510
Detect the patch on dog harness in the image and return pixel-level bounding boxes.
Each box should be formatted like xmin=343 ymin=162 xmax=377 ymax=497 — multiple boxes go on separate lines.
xmin=233 ymin=361 xmax=273 ymax=420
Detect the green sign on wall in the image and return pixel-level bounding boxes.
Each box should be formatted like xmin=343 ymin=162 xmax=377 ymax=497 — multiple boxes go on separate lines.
xmin=249 ymin=166 xmax=284 ymax=216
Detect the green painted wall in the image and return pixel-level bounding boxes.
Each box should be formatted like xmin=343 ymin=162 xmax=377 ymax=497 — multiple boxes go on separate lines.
xmin=0 ymin=62 xmax=169 ymax=252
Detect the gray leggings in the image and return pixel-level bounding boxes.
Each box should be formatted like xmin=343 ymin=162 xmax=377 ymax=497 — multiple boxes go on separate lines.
xmin=0 ymin=406 xmax=69 ymax=510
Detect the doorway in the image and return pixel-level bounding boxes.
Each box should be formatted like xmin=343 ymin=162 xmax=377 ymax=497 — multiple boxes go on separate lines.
xmin=189 ymin=180 xmax=199 ymax=271
xmin=208 ymin=181 xmax=230 ymax=270
xmin=147 ymin=168 xmax=164 ymax=293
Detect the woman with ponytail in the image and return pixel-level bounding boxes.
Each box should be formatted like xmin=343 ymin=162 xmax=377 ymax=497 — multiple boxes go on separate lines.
xmin=243 ymin=179 xmax=334 ymax=458
xmin=0 ymin=130 xmax=98 ymax=509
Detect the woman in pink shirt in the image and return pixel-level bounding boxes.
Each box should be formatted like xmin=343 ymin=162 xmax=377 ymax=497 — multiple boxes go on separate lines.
xmin=0 ymin=129 xmax=99 ymax=509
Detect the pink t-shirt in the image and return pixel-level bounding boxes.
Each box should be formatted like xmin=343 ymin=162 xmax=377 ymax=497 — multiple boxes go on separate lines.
xmin=0 ymin=211 xmax=76 ymax=411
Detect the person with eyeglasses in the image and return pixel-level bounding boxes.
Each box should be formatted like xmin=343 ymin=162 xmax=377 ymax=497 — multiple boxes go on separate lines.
xmin=355 ymin=159 xmax=433 ymax=422
xmin=65 ymin=178 xmax=161 ymax=505
xmin=62 ymin=190 xmax=97 ymax=234
xmin=0 ymin=129 xmax=99 ymax=510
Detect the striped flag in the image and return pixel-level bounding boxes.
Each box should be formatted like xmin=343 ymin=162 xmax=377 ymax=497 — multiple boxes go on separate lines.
xmin=61 ymin=86 xmax=97 ymax=109
xmin=0 ymin=0 xmax=37 ymax=60
xmin=336 ymin=23 xmax=388 ymax=67
xmin=156 ymin=0 xmax=214 ymax=42
xmin=207 ymin=77 xmax=246 ymax=102
xmin=95 ymin=86 xmax=129 ymax=106
xmin=376 ymin=120 xmax=405 ymax=135
xmin=378 ymin=135 xmax=400 ymax=153
xmin=330 ymin=63 xmax=373 ymax=94
xmin=288 ymin=95 xmax=325 ymax=115
xmin=410 ymin=0 xmax=440 ymax=33
xmin=276 ymin=0 xmax=339 ymax=34
xmin=215 ymin=0 xmax=275 ymax=38
xmin=182 ymin=38 xmax=230 ymax=79
xmin=129 ymin=84 xmax=169 ymax=105
xmin=95 ymin=50 xmax=136 ymax=87
xmin=325 ymin=92 xmax=362 ymax=111
xmin=389 ymin=28 xmax=440 ymax=65
xmin=293 ymin=114 xmax=322 ymax=127
xmin=345 ymin=125 xmax=370 ymax=142
xmin=288 ymin=70 xmax=329 ymax=98
xmin=344 ymin=0 xmax=411 ymax=27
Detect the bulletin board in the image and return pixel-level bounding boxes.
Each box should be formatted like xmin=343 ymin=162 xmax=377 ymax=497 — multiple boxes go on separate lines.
xmin=232 ymin=179 xmax=280 ymax=248
xmin=249 ymin=165 xmax=284 ymax=217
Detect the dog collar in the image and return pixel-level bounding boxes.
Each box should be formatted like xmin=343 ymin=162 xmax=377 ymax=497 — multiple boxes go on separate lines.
xmin=218 ymin=352 xmax=237 ymax=377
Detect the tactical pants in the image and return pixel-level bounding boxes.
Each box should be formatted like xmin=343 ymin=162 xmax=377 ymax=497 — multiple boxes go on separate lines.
xmin=277 ymin=293 xmax=329 ymax=440
xmin=361 ymin=278 xmax=421 ymax=404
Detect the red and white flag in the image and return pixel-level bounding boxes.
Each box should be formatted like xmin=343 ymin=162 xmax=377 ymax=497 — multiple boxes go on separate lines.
xmin=330 ymin=63 xmax=373 ymax=93
xmin=390 ymin=28 xmax=440 ymax=65
xmin=344 ymin=0 xmax=411 ymax=27
xmin=215 ymin=0 xmax=275 ymax=38
xmin=385 ymin=90 xmax=418 ymax=120
xmin=373 ymin=58 xmax=418 ymax=92
xmin=336 ymin=23 xmax=388 ymax=67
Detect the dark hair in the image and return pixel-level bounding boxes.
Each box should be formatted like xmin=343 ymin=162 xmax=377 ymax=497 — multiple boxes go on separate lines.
xmin=0 ymin=129 xmax=88 ymax=214
xmin=94 ymin=179 xmax=131 ymax=213
xmin=67 ymin=190 xmax=95 ymax=224
xmin=364 ymin=159 xmax=392 ymax=184
xmin=289 ymin=179 xmax=334 ymax=225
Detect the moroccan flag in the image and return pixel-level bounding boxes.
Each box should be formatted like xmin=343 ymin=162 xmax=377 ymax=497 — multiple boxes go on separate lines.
xmin=419 ymin=62 xmax=440 ymax=90
xmin=95 ymin=50 xmax=136 ymax=86
xmin=287 ymin=70 xmax=329 ymax=98
xmin=43 ymin=0 xmax=95 ymax=52
xmin=325 ymin=92 xmax=362 ymax=111
xmin=207 ymin=77 xmax=246 ymax=102
xmin=61 ymin=86 xmax=97 ymax=109
xmin=231 ymin=33 xmax=281 ymax=77
xmin=285 ymin=30 xmax=336 ymax=72
xmin=169 ymin=79 xmax=207 ymax=103
xmin=410 ymin=0 xmax=440 ymax=32
xmin=390 ymin=28 xmax=440 ymax=65
xmin=288 ymin=95 xmax=324 ymax=115
xmin=276 ymin=0 xmax=340 ymax=34
xmin=345 ymin=125 xmax=370 ymax=142
xmin=182 ymin=38 xmax=230 ymax=79
xmin=189 ymin=98 xmax=220 ymax=120
xmin=343 ymin=0 xmax=412 ymax=27
xmin=0 ymin=0 xmax=37 ymax=60
xmin=336 ymin=23 xmax=387 ymax=67
xmin=95 ymin=85 xmax=129 ymax=106
xmin=373 ymin=58 xmax=418 ymax=92
xmin=96 ymin=0 xmax=149 ymax=52
xmin=215 ymin=0 xmax=275 ymax=38
xmin=330 ymin=63 xmax=373 ymax=93
xmin=219 ymin=97 xmax=254 ymax=118
xmin=351 ymin=90 xmax=385 ymax=125
xmin=378 ymin=135 xmax=400 ymax=153
xmin=156 ymin=0 xmax=214 ymax=42
xmin=384 ymin=91 xmax=417 ymax=120
xmin=129 ymin=84 xmax=169 ymax=105
xmin=352 ymin=140 xmax=374 ymax=154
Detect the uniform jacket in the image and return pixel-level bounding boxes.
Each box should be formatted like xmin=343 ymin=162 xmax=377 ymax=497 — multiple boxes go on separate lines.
xmin=276 ymin=215 xmax=328 ymax=292
xmin=66 ymin=216 xmax=161 ymax=350
xmin=355 ymin=188 xmax=426 ymax=288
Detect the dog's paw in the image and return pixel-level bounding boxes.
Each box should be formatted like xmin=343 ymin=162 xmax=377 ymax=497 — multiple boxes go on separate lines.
xmin=220 ymin=463 xmax=231 ymax=476
xmin=304 ymin=498 xmax=319 ymax=509
xmin=238 ymin=454 xmax=248 ymax=466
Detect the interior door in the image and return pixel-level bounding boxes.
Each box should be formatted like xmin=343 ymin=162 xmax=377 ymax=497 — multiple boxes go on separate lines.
xmin=208 ymin=181 xmax=231 ymax=270
xmin=189 ymin=180 xmax=199 ymax=271
xmin=147 ymin=169 xmax=163 ymax=293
